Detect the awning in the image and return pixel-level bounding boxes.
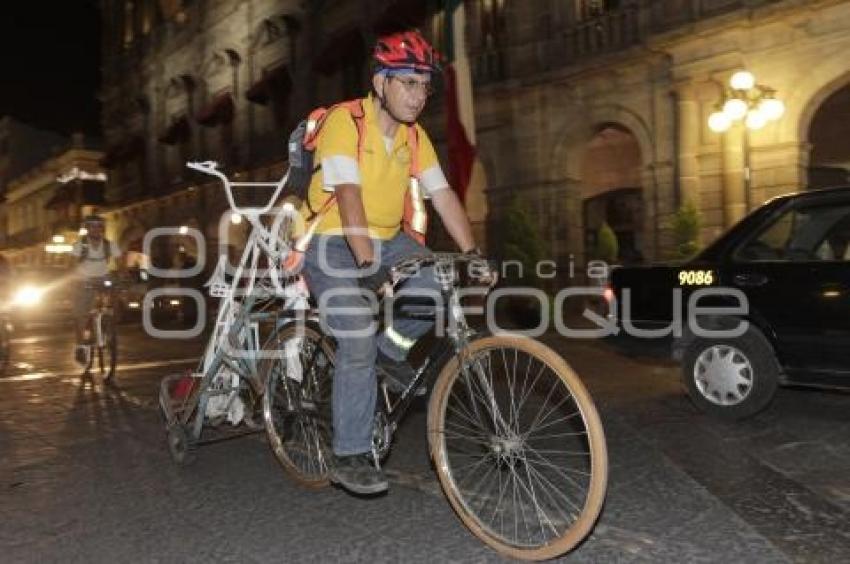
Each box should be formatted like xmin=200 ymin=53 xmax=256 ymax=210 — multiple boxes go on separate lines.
xmin=195 ymin=92 xmax=234 ymax=127
xmin=158 ymin=116 xmax=191 ymax=144
xmin=245 ymin=66 xmax=292 ymax=105
xmin=313 ymin=27 xmax=365 ymax=75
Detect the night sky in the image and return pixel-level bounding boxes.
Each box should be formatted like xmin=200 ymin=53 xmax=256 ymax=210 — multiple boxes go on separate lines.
xmin=0 ymin=2 xmax=101 ymax=138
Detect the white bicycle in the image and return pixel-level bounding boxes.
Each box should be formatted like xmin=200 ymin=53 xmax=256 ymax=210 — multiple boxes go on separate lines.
xmin=159 ymin=161 xmax=308 ymax=464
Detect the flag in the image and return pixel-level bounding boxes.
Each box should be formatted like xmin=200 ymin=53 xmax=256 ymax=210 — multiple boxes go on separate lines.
xmin=443 ymin=0 xmax=476 ymax=203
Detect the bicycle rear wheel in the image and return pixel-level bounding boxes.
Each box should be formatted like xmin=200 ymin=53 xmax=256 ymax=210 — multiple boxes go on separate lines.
xmin=262 ymin=323 xmax=335 ymax=488
xmin=428 ymin=335 xmax=607 ymax=561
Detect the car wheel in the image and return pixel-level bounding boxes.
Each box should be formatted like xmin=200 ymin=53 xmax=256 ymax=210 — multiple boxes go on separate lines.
xmin=681 ymin=328 xmax=779 ymax=420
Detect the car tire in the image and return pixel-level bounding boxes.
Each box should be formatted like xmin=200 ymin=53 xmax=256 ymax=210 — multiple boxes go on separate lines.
xmin=681 ymin=328 xmax=779 ymax=420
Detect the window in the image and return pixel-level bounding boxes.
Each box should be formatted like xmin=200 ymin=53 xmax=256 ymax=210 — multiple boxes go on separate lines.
xmin=735 ymin=203 xmax=850 ymax=262
xmin=142 ymin=0 xmax=153 ymax=35
xmin=429 ymin=9 xmax=447 ymax=56
xmin=479 ymin=0 xmax=507 ymax=49
xmin=124 ymin=1 xmax=135 ymax=47
xmin=575 ymin=0 xmax=622 ymax=21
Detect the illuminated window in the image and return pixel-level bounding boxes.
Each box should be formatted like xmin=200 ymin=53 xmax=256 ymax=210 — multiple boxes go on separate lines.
xmin=124 ymin=1 xmax=135 ymax=46
xmin=142 ymin=0 xmax=152 ymax=35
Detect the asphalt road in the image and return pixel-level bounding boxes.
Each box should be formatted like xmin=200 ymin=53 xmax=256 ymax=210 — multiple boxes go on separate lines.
xmin=1 ymin=322 xmax=848 ymax=563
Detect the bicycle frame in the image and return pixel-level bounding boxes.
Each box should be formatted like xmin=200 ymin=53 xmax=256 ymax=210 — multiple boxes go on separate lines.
xmin=337 ymin=254 xmax=493 ymax=460
xmin=169 ymin=161 xmax=309 ymax=439
xmin=85 ymin=281 xmax=116 ymax=346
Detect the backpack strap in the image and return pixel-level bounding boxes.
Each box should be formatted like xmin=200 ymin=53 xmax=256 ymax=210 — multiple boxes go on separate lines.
xmin=303 ymin=99 xmax=366 ymax=217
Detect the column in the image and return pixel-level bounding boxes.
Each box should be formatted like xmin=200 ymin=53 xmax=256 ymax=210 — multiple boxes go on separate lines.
xmin=676 ymin=81 xmax=701 ymax=209
xmin=721 ymin=125 xmax=747 ymax=228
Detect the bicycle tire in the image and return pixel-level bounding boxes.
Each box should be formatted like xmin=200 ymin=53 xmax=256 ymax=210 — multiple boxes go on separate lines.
xmin=261 ymin=323 xmax=335 ymax=489
xmin=427 ymin=334 xmax=607 ymax=561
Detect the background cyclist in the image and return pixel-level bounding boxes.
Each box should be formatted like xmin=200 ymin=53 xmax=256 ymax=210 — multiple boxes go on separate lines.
xmin=71 ymin=214 xmax=123 ymax=367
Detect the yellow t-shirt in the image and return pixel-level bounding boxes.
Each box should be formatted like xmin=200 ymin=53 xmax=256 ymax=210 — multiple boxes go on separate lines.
xmin=300 ymin=93 xmax=442 ymax=240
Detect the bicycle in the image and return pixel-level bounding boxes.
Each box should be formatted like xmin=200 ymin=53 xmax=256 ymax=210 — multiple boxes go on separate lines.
xmin=260 ymin=253 xmax=609 ymax=561
xmin=79 ymin=277 xmax=119 ymax=380
xmin=159 ymin=161 xmax=305 ymax=465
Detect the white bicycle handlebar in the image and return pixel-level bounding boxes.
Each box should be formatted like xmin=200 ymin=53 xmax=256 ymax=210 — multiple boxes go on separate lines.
xmin=186 ymin=161 xmax=290 ymax=216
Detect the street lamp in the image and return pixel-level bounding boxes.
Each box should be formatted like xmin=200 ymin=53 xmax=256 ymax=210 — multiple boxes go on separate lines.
xmin=707 ymin=71 xmax=785 ymax=212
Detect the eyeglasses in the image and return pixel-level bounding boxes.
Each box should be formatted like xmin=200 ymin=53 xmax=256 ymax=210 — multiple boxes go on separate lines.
xmin=390 ymin=76 xmax=434 ymax=97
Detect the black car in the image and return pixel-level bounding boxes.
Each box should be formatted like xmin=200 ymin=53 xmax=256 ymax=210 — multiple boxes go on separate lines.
xmin=610 ymin=186 xmax=850 ymax=419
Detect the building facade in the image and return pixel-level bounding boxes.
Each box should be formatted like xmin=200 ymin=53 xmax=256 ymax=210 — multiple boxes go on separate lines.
xmin=0 ymin=118 xmax=70 ymax=250
xmin=2 ymin=134 xmax=106 ymax=267
xmin=98 ymin=0 xmax=850 ymax=285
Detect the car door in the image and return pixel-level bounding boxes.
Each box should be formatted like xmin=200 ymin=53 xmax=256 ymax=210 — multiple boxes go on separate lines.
xmin=728 ymin=198 xmax=850 ymax=376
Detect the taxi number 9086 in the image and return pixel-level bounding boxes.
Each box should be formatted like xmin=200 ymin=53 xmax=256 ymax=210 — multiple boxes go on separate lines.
xmin=678 ymin=269 xmax=715 ymax=286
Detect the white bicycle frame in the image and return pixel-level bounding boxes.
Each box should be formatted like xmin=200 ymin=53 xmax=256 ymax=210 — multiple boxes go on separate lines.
xmin=185 ymin=161 xmax=309 ymax=380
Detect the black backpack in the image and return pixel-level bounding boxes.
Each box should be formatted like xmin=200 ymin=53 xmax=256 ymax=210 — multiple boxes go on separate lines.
xmin=284 ymin=99 xmax=367 ymax=210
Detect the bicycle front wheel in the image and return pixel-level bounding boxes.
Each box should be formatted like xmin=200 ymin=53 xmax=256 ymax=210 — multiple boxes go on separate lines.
xmin=428 ymin=334 xmax=607 ymax=561
xmin=261 ymin=323 xmax=335 ymax=488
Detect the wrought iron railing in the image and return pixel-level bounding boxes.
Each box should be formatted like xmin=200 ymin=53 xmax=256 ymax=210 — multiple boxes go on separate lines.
xmin=470 ymin=0 xmax=783 ymax=85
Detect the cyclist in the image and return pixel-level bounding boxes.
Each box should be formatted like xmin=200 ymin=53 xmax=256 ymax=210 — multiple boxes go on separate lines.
xmin=71 ymin=214 xmax=123 ymax=371
xmin=299 ymin=29 xmax=491 ymax=495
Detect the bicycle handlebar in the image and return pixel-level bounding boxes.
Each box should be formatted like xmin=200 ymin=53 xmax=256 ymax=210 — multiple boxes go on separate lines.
xmin=186 ymin=161 xmax=291 ymax=216
xmin=389 ymin=253 xmax=498 ymax=290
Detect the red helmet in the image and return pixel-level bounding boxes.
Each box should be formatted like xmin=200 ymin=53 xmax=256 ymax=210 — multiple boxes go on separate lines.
xmin=373 ymin=30 xmax=440 ymax=73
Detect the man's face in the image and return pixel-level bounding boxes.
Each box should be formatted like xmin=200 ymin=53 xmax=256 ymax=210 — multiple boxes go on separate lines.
xmin=377 ymin=72 xmax=432 ymax=123
xmin=87 ymin=222 xmax=104 ymax=241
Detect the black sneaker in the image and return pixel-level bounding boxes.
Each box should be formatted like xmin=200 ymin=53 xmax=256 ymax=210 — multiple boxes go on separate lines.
xmin=376 ymin=350 xmax=426 ymax=396
xmin=329 ymin=453 xmax=388 ymax=495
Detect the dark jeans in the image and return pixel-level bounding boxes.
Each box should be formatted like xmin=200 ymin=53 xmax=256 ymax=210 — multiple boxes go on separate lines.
xmin=301 ymin=232 xmax=441 ymax=456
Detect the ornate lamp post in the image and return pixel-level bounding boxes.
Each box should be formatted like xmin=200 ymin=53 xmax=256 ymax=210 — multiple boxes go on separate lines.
xmin=708 ymin=71 xmax=785 ymax=212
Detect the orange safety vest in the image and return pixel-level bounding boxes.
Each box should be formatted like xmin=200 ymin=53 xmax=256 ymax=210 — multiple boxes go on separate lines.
xmin=283 ymin=99 xmax=427 ymax=273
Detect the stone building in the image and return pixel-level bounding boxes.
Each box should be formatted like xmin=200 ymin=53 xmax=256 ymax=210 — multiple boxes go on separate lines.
xmin=0 ymin=118 xmax=69 ymax=249
xmin=98 ymin=0 xmax=850 ymax=285
xmin=2 ymin=134 xmax=105 ymax=267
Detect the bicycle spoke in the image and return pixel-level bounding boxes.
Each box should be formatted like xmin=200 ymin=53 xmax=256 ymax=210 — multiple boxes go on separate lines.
xmin=524 ymin=447 xmax=592 ymax=488
xmin=524 ymin=462 xmax=580 ymax=527
xmin=515 ymin=359 xmax=548 ymax=425
xmin=264 ymin=327 xmax=334 ymax=485
xmin=434 ymin=338 xmax=607 ymax=556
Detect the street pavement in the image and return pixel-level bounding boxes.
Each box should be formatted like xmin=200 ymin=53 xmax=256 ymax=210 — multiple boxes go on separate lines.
xmin=1 ymin=322 xmax=848 ymax=563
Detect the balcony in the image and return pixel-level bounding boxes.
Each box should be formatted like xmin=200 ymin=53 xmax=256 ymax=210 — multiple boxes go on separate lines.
xmin=471 ymin=0 xmax=784 ymax=85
